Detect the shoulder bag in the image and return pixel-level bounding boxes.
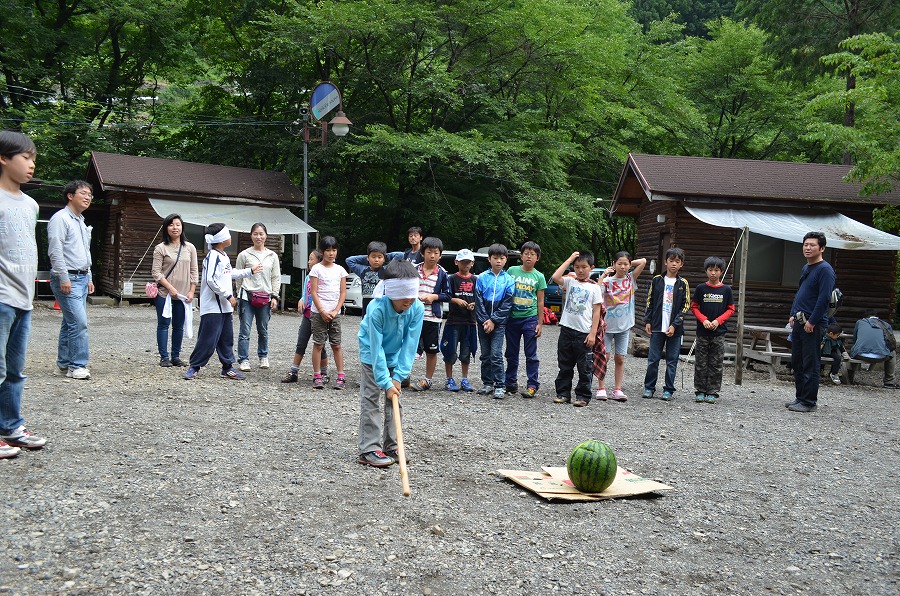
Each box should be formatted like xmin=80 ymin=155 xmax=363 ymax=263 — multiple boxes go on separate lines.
xmin=146 ymin=244 xmax=183 ymax=298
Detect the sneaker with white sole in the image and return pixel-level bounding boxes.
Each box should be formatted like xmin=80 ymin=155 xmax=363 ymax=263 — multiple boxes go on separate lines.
xmin=0 ymin=440 xmax=20 ymax=459
xmin=66 ymin=368 xmax=90 ymax=380
xmin=1 ymin=426 xmax=47 ymax=449
xmin=238 ymin=360 xmax=251 ymax=371
xmin=595 ymin=388 xmax=608 ymax=401
xmin=610 ymin=389 xmax=628 ymax=402
xmin=259 ymin=357 xmax=270 ymax=369
xmin=221 ymin=368 xmax=246 ymax=380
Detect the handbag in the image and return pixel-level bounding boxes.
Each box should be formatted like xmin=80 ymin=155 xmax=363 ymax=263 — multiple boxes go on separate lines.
xmin=249 ymin=290 xmax=271 ymax=308
xmin=147 ymin=244 xmax=183 ymax=299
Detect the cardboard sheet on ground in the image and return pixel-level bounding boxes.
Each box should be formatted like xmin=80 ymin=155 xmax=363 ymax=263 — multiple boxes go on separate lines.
xmin=497 ymin=466 xmax=673 ymax=502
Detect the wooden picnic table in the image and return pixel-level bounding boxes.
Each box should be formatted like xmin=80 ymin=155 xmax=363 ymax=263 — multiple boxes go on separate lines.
xmin=742 ymin=324 xmax=863 ymax=383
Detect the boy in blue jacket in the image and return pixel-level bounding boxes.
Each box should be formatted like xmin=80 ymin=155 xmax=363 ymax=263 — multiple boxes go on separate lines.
xmin=642 ymin=247 xmax=690 ymax=401
xmin=475 ymin=243 xmax=515 ymax=399
xmin=357 ymin=260 xmax=424 ymax=467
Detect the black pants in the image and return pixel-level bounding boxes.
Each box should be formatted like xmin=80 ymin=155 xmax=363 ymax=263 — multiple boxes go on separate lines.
xmin=694 ymin=335 xmax=725 ymax=395
xmin=555 ymin=326 xmax=592 ymax=402
xmin=791 ymin=321 xmax=824 ymax=406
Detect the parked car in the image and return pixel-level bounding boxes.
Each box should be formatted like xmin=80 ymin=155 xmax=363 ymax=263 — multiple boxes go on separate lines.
xmin=543 ymin=267 xmax=607 ymax=314
xmin=343 ymin=272 xmax=364 ymax=314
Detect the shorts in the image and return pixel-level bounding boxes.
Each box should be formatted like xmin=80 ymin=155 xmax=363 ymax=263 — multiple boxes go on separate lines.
xmin=295 ymin=315 xmax=329 ymax=358
xmin=311 ymin=312 xmax=342 ymax=345
xmin=605 ymin=330 xmax=631 ymax=356
xmin=420 ymin=320 xmax=441 ymax=354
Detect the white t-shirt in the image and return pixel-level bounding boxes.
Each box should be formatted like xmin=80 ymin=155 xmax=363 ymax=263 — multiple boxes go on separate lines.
xmin=309 ymin=262 xmax=348 ymax=313
xmin=660 ymin=275 xmax=677 ymax=332
xmin=559 ymin=277 xmax=603 ymax=334
xmin=0 ymin=189 xmax=38 ymax=311
xmin=602 ymin=272 xmax=636 ymax=334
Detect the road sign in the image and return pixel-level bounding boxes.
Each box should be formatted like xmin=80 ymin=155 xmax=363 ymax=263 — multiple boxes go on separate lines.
xmin=311 ymin=82 xmax=341 ymax=120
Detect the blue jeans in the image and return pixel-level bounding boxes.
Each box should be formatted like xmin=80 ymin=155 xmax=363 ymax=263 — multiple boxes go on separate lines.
xmin=505 ymin=315 xmax=540 ymax=389
xmin=50 ymin=274 xmax=90 ymax=370
xmin=0 ymin=303 xmax=31 ymax=434
xmin=644 ymin=330 xmax=683 ymax=393
xmin=477 ymin=323 xmax=506 ymax=388
xmin=237 ymin=298 xmax=271 ymax=361
xmin=154 ymin=295 xmax=186 ymax=360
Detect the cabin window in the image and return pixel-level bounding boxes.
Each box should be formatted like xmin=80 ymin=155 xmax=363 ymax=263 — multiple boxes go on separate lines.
xmin=737 ymin=232 xmax=832 ymax=286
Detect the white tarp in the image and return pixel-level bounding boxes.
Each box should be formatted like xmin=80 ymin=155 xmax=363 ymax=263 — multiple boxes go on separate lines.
xmin=148 ymin=197 xmax=316 ymax=235
xmin=685 ymin=206 xmax=900 ymax=250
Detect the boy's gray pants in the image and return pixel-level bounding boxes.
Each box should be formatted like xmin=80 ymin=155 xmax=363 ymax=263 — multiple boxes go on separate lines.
xmin=358 ymin=363 xmax=402 ymax=455
xmin=694 ymin=334 xmax=725 ymax=395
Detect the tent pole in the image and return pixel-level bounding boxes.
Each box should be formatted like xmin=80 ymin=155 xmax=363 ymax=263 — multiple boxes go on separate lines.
xmin=735 ymin=226 xmax=750 ymax=385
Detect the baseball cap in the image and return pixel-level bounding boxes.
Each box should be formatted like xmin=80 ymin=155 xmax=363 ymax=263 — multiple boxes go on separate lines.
xmin=455 ymin=248 xmax=475 ymax=262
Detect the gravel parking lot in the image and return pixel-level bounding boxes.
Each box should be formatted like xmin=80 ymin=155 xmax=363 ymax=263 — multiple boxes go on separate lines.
xmin=2 ymin=303 xmax=897 ymax=595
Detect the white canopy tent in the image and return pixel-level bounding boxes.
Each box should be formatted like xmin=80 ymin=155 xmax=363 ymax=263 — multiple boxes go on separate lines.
xmin=685 ymin=206 xmax=900 ymax=251
xmin=148 ymin=197 xmax=316 ymax=235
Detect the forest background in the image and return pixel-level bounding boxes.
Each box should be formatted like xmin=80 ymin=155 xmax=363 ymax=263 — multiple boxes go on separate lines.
xmin=1 ymin=0 xmax=898 ymax=269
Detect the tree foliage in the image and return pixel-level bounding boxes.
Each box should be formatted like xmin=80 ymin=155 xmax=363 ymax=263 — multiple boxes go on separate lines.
xmin=805 ymin=33 xmax=900 ymax=196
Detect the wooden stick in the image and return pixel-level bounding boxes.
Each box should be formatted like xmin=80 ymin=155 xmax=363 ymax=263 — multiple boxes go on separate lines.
xmin=391 ymin=392 xmax=411 ymax=497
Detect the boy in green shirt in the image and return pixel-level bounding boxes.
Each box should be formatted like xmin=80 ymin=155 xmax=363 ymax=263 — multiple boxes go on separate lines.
xmin=504 ymin=241 xmax=547 ymax=398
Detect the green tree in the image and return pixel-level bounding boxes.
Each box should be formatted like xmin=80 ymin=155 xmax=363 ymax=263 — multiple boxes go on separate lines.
xmin=805 ymin=33 xmax=900 ymax=195
xmin=676 ymin=18 xmax=808 ymax=159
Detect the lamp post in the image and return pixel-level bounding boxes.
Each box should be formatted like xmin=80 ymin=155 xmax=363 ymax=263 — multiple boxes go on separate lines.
xmin=300 ymin=81 xmax=352 ymax=223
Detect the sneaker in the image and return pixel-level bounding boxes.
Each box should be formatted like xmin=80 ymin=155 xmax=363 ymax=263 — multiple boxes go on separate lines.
xmin=446 ymin=378 xmax=460 ymax=392
xmin=0 ymin=440 xmax=20 ymax=459
xmin=695 ymin=393 xmax=706 ymax=403
xmin=1 ymin=426 xmax=46 ymax=449
xmin=610 ymin=389 xmax=628 ymax=402
xmin=785 ymin=400 xmax=799 ymax=408
xmin=830 ymin=373 xmax=840 ymax=385
xmin=642 ymin=389 xmax=654 ymax=399
xmin=595 ymin=388 xmax=608 ymax=401
xmin=460 ymin=379 xmax=474 ymax=392
xmin=573 ymin=399 xmax=589 ymax=407
xmin=159 ymin=358 xmax=172 ymax=368
xmin=221 ymin=368 xmax=246 ymax=380
xmin=660 ymin=390 xmax=674 ymax=401
xmin=787 ymin=402 xmax=817 ymax=413
xmin=357 ymin=450 xmax=393 ymax=467
xmin=183 ymin=368 xmax=199 ymax=380
xmin=477 ymin=385 xmax=494 ymax=395
xmin=554 ymin=395 xmax=570 ymax=404
xmin=312 ymin=374 xmax=325 ymax=389
xmin=322 ymin=373 xmax=330 ymax=385
xmin=384 ymin=449 xmax=410 ymax=465
xmin=705 ymin=394 xmax=718 ymax=404
xmin=493 ymin=387 xmax=506 ymax=399
xmin=334 ymin=374 xmax=346 ymax=390
xmin=238 ymin=360 xmax=251 ymax=372
xmin=520 ymin=387 xmax=538 ymax=399
xmin=66 ymin=368 xmax=90 ymax=380
xmin=281 ymin=370 xmax=298 ymax=383
xmin=259 ymin=357 xmax=270 ymax=369
xmin=170 ymin=357 xmax=187 ymax=367
xmin=413 ymin=379 xmax=433 ymax=392
xmin=505 ymin=385 xmax=518 ymax=395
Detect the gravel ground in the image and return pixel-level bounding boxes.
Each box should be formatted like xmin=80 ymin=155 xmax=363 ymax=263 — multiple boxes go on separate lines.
xmin=2 ymin=302 xmax=898 ymax=595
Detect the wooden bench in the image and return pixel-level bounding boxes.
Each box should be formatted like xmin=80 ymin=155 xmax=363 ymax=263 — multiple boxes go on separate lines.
xmin=755 ymin=350 xmax=868 ymax=384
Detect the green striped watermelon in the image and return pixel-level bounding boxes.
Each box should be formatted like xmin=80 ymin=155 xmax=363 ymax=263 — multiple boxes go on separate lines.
xmin=567 ymin=440 xmax=617 ymax=493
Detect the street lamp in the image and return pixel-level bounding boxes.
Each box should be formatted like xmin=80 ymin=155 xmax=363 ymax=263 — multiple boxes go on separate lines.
xmin=300 ymin=81 xmax=352 ymax=223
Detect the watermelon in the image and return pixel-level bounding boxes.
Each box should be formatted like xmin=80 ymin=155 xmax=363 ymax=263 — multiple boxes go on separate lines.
xmin=566 ymin=440 xmax=617 ymax=493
